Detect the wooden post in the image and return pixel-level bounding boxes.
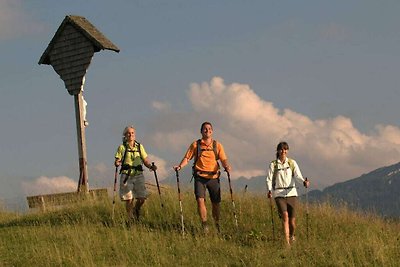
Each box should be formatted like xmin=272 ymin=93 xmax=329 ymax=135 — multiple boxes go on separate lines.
xmin=74 ymin=91 xmax=88 ymax=192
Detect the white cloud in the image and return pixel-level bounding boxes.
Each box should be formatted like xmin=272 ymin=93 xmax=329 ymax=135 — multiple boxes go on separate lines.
xmin=91 ymin=162 xmax=108 ymax=174
xmin=22 ymin=176 xmax=77 ymax=196
xmin=148 ymin=76 xmax=400 ymax=188
xmin=0 ymin=0 xmax=45 ymax=40
xmin=152 ymin=101 xmax=171 ymax=112
xmin=146 ymin=154 xmax=174 ymax=181
xmin=374 ymin=124 xmax=400 ymax=145
xmin=151 ymin=130 xmax=195 ymax=153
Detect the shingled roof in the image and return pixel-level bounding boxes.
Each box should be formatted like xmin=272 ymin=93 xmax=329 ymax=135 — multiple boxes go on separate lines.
xmin=39 ymin=15 xmax=120 ymax=65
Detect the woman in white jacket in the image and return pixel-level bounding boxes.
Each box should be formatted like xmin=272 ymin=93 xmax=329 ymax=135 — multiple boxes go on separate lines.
xmin=266 ymin=141 xmax=310 ymax=246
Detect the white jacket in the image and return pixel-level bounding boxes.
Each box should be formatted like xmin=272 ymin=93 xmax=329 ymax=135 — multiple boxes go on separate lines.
xmin=266 ymin=158 xmax=305 ymax=198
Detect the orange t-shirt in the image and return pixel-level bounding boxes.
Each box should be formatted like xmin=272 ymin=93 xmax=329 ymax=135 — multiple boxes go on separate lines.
xmin=184 ymin=139 xmax=227 ymax=179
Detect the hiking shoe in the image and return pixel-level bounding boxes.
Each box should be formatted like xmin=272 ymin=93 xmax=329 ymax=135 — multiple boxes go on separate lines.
xmin=215 ymin=223 xmax=221 ymax=233
xmin=202 ymin=221 xmax=209 ymax=235
xmin=133 ymin=207 xmax=140 ymax=220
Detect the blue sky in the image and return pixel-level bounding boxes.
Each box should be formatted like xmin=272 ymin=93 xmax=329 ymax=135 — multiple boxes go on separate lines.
xmin=1 ymin=0 xmax=400 ymax=208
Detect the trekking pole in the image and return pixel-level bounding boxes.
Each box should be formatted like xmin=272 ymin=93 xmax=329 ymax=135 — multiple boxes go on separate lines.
xmin=112 ymin=166 xmax=118 ymax=220
xmin=240 ymin=185 xmax=248 ymax=215
xmin=226 ymin=171 xmax=239 ymax=228
xmin=305 ymin=177 xmax=309 ymax=240
xmin=243 ymin=184 xmax=248 ymax=195
xmin=269 ymin=195 xmax=276 ymax=241
xmin=175 ymin=169 xmax=185 ymax=235
xmin=152 ymin=162 xmax=164 ymax=208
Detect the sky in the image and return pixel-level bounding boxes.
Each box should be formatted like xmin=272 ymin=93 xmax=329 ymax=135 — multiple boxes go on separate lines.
xmin=1 ymin=0 xmax=400 ymax=209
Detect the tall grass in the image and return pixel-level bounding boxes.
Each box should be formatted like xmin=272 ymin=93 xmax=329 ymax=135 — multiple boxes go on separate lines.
xmin=0 ymin=190 xmax=399 ymax=266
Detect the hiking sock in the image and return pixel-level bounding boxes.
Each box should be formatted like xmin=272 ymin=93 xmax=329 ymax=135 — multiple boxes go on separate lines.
xmin=215 ymin=222 xmax=220 ymax=233
xmin=202 ymin=221 xmax=209 ymax=234
xmin=134 ymin=206 xmax=140 ymax=220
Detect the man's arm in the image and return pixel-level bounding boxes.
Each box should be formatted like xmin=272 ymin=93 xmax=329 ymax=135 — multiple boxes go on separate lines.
xmin=174 ymin=157 xmax=189 ymax=171
xmin=221 ymin=159 xmax=231 ymax=172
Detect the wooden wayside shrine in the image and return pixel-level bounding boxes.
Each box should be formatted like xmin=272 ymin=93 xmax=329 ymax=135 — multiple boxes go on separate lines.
xmin=31 ymin=15 xmax=119 ymax=208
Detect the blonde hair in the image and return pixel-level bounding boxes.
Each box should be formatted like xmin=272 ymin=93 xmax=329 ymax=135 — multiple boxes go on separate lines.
xmin=122 ymin=125 xmax=135 ymax=143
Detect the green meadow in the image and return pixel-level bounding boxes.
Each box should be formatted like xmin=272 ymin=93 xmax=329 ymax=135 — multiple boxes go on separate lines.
xmin=1 ymin=190 xmax=399 ymax=266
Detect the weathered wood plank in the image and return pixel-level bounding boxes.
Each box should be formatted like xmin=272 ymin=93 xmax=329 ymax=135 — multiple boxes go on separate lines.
xmin=26 ymin=183 xmax=168 ymax=210
xmin=27 ymin=188 xmax=108 ymax=210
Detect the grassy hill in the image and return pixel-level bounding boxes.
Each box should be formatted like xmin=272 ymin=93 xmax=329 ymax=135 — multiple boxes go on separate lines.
xmin=0 ymin=190 xmax=399 ymax=266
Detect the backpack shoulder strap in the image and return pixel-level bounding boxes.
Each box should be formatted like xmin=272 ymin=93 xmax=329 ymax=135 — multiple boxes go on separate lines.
xmin=212 ymin=140 xmax=219 ymax=160
xmin=121 ymin=142 xmax=128 ymax=165
xmin=272 ymin=159 xmax=278 ymax=190
xmin=213 ymin=140 xmax=220 ymax=170
xmin=192 ymin=139 xmax=202 ymax=176
xmin=195 ymin=139 xmax=201 ymax=163
xmin=273 ymin=159 xmax=278 ymax=167
xmin=272 ymin=159 xmax=279 ymax=173
xmin=287 ymin=158 xmax=295 ymax=173
xmin=135 ymin=141 xmax=143 ymax=164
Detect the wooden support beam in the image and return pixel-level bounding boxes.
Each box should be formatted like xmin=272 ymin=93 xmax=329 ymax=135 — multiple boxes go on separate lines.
xmin=74 ymin=91 xmax=88 ymax=192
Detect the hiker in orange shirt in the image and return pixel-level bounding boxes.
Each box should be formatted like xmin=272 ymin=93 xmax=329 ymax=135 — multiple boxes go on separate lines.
xmin=174 ymin=122 xmax=231 ymax=233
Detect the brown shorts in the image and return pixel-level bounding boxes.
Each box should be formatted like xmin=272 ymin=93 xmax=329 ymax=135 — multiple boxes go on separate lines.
xmin=275 ymin=197 xmax=297 ymax=218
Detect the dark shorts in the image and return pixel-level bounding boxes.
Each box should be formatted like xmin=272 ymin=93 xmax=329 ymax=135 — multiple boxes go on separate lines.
xmin=275 ymin=197 xmax=297 ymax=218
xmin=194 ymin=176 xmax=221 ymax=203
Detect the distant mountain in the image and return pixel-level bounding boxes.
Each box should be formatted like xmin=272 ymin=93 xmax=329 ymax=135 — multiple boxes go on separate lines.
xmin=307 ymin=162 xmax=400 ymax=218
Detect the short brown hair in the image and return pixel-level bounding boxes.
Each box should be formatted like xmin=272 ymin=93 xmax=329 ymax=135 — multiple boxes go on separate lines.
xmin=200 ymin=121 xmax=213 ymax=132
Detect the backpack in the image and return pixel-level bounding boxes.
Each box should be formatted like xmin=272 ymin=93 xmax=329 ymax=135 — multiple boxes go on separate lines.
xmin=272 ymin=158 xmax=295 ymax=190
xmin=192 ymin=139 xmax=220 ymax=178
xmin=120 ymin=141 xmax=143 ymax=173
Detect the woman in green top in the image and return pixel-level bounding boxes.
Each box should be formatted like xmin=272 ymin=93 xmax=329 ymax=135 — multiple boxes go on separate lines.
xmin=115 ymin=125 xmax=157 ymax=221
